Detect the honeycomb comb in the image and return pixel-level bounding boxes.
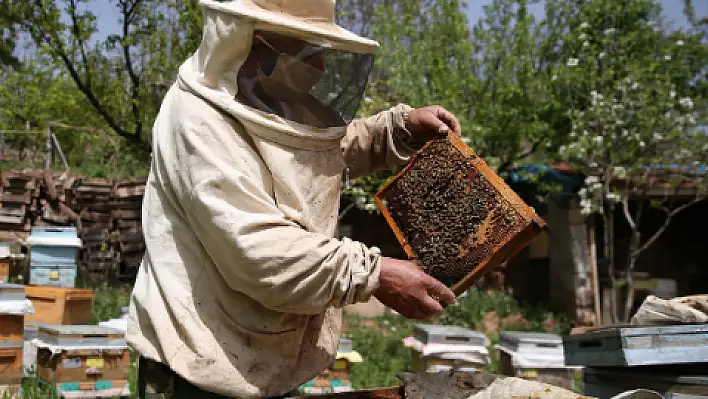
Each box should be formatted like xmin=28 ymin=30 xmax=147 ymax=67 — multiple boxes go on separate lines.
xmin=374 ymin=134 xmax=546 ymax=296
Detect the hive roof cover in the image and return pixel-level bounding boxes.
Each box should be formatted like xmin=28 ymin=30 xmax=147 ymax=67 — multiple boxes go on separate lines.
xmin=375 ymin=135 xmax=546 ymax=295
xmin=38 ymin=324 xmax=123 ymax=336
xmin=499 ymin=331 xmax=562 ymax=344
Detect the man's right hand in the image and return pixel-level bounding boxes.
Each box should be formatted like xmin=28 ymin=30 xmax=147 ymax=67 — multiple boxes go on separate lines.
xmin=374 ymin=257 xmax=457 ymax=320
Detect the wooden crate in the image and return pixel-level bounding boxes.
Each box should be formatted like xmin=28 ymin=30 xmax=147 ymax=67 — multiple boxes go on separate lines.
xmin=37 ymin=325 xmax=130 ymax=393
xmin=38 ymin=349 xmax=130 ymax=385
xmin=0 ymin=347 xmax=23 ymax=385
xmin=24 ymin=285 xmax=94 ymax=326
xmin=374 ymin=135 xmax=546 ymax=295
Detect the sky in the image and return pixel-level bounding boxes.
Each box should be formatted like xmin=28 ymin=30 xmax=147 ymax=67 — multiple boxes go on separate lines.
xmin=84 ymin=0 xmax=707 ymax=40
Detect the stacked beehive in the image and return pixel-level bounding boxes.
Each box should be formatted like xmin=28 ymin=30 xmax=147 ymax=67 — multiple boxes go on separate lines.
xmin=34 ymin=324 xmax=131 ymax=397
xmin=299 ymin=338 xmax=363 ymax=394
xmin=0 ymin=283 xmax=33 ymax=396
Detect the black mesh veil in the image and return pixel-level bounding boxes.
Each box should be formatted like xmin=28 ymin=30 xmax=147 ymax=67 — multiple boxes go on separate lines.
xmin=236 ymin=30 xmax=375 ymax=128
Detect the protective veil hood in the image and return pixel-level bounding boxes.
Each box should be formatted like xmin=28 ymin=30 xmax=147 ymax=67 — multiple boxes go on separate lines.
xmin=178 ymin=4 xmax=375 ymax=149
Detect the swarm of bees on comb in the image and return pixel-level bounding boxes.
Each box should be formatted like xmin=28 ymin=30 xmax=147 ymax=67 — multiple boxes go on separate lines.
xmin=375 ymin=134 xmax=546 ymax=296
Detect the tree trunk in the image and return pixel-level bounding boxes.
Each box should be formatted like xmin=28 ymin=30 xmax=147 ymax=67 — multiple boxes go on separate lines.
xmin=603 ymin=202 xmax=618 ymax=323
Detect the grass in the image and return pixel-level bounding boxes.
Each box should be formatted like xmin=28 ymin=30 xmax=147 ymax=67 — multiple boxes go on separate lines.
xmin=4 ymin=285 xmax=572 ymax=398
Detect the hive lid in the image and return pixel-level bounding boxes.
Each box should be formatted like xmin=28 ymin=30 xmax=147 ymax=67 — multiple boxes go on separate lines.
xmin=499 ymin=331 xmax=562 ymax=345
xmin=38 ymin=324 xmax=122 ymax=336
xmin=413 ymin=324 xmax=487 ymax=346
xmin=26 ymin=236 xmax=82 ymax=248
xmin=37 ymin=324 xmax=126 ymax=349
xmin=374 ymin=135 xmax=546 ymax=296
xmin=0 ymin=283 xmax=25 ymax=301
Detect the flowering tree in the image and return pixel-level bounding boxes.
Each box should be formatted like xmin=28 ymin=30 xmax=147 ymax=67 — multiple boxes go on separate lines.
xmin=556 ymin=0 xmax=708 ymax=322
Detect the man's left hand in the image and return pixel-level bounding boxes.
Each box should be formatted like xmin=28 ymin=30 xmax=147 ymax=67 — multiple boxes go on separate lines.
xmin=405 ymin=105 xmax=462 ymax=143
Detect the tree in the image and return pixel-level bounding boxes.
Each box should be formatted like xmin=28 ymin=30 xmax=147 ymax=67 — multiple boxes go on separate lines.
xmin=0 ymin=57 xmax=148 ymax=177
xmin=0 ymin=0 xmax=20 ymax=68
xmin=9 ymin=1 xmax=201 ymax=155
xmin=341 ymin=0 xmax=577 ymax=213
xmin=556 ymin=0 xmax=708 ymax=322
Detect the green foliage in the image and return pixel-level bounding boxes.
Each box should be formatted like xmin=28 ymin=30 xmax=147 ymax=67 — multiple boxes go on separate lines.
xmin=346 ymin=315 xmax=413 ymax=389
xmin=87 ymin=283 xmax=132 ymax=325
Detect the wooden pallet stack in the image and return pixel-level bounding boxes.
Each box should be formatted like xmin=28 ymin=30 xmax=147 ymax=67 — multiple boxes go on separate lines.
xmin=0 ymin=171 xmax=41 ymax=241
xmin=72 ymin=178 xmax=118 ymax=279
xmin=111 ymin=179 xmax=146 ymax=278
xmin=37 ymin=173 xmax=78 ymax=227
xmin=0 ymin=171 xmax=148 ymax=281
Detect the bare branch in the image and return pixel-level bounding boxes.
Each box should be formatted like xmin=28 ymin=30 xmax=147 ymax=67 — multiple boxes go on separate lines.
xmin=120 ymin=0 xmax=143 ymax=141
xmin=25 ymin=2 xmax=146 ymax=149
xmin=68 ymin=0 xmax=91 ymax=84
xmin=622 ymin=197 xmax=636 ymax=231
xmin=633 ymin=196 xmax=705 ymax=256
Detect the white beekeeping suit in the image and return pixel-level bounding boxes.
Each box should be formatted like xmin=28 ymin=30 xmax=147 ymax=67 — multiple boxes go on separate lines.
xmin=126 ymin=0 xmax=420 ymax=397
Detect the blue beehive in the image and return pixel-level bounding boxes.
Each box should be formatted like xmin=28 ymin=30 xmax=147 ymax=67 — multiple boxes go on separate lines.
xmin=27 ymin=227 xmax=82 ymax=288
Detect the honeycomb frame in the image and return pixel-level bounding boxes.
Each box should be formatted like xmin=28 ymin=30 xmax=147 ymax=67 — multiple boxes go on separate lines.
xmin=374 ymin=134 xmax=547 ymax=296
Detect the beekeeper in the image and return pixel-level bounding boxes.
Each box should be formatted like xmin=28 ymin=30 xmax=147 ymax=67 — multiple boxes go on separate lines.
xmin=127 ymin=0 xmax=461 ymax=397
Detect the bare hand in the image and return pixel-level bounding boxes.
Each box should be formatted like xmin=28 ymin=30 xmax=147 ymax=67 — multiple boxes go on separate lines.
xmin=405 ymin=105 xmax=462 ymax=143
xmin=374 ymin=257 xmax=456 ymax=320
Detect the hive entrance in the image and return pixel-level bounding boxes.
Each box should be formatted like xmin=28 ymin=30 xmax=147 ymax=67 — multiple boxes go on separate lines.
xmin=375 ymin=136 xmax=545 ymax=294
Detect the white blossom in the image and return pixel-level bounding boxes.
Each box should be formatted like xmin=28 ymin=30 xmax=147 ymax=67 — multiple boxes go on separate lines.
xmin=670 ymin=90 xmax=676 ymax=98
xmin=606 ymin=192 xmax=621 ymax=203
xmin=585 ymin=176 xmax=599 ymax=185
xmin=604 ymin=28 xmax=616 ymax=35
xmin=664 ymin=54 xmax=672 ymax=61
xmin=679 ymin=97 xmax=694 ymax=109
xmin=580 ymin=22 xmax=591 ymax=29
xmin=579 ymin=33 xmax=590 ymax=41
xmin=639 ymin=141 xmax=646 ymax=148
xmin=363 ymin=96 xmax=373 ymax=103
xmin=599 ymin=52 xmax=606 ymax=59
xmin=583 ymin=41 xmax=590 ymax=48
xmin=622 ymin=129 xmax=629 ymax=137
xmin=580 ymin=198 xmax=594 ymax=215
xmin=613 ymin=166 xmax=627 ymax=178
xmin=364 ymin=203 xmax=376 ymax=211
xmin=567 ymin=58 xmax=579 ymax=67
xmin=551 ymin=75 xmax=558 ymax=82
xmin=631 ymin=82 xmax=640 ymax=90
xmin=653 ymin=132 xmax=663 ymax=141
xmin=593 ymin=136 xmax=604 ymax=145
xmin=676 ymin=40 xmax=684 ymax=46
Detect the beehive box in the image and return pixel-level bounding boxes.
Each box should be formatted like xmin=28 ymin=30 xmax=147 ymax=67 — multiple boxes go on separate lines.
xmin=497 ymin=332 xmax=577 ymax=391
xmin=375 ymin=135 xmax=546 ymax=295
xmin=35 ymin=325 xmax=130 ymax=396
xmin=24 ymin=285 xmax=93 ymax=326
xmin=413 ymin=324 xmax=488 ymax=347
xmin=563 ymin=324 xmax=708 ymax=367
xmin=0 ymin=345 xmax=23 ymax=385
xmin=0 ymin=284 xmax=27 ymax=348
